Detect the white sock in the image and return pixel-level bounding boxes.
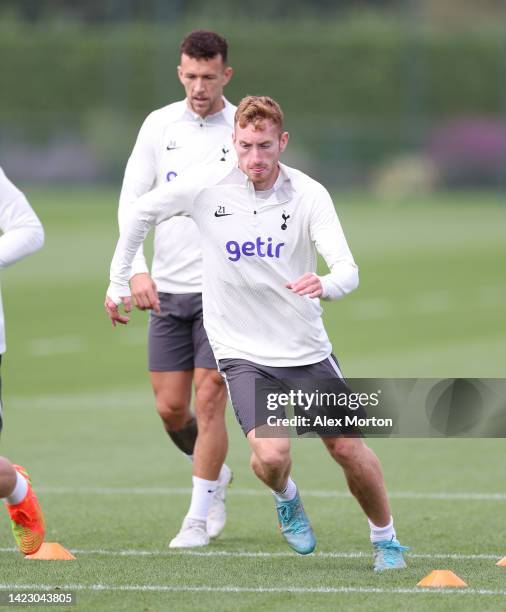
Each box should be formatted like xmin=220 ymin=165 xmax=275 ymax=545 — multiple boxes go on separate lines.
xmin=272 ymin=476 xmax=297 ymax=503
xmin=4 ymin=471 xmax=29 ymax=505
xmin=217 ymin=463 xmax=231 ymax=484
xmin=368 ymin=516 xmax=396 ymax=543
xmin=186 ymin=476 xmax=218 ymax=522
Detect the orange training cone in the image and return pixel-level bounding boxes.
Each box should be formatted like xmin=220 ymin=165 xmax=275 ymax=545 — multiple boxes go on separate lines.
xmin=25 ymin=542 xmax=75 ymax=560
xmin=417 ymin=570 xmax=467 ymax=588
xmin=496 ymin=557 xmax=506 ymax=567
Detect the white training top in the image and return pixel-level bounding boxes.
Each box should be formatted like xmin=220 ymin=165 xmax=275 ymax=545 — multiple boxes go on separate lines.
xmin=118 ymin=97 xmax=237 ymax=294
xmin=110 ymin=161 xmax=359 ymax=367
xmin=0 ymin=167 xmax=44 ymax=354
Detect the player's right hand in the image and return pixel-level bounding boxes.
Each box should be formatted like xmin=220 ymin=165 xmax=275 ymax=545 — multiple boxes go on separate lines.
xmin=130 ymin=273 xmax=160 ymax=312
xmin=104 ymin=294 xmax=132 ymax=327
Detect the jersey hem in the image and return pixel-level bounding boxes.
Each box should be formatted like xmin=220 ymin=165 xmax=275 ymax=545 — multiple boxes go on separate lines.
xmin=213 ymin=348 xmax=333 ymax=368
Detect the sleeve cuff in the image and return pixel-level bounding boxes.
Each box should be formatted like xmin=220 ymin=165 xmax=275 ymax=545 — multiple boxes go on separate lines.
xmin=107 ymin=282 xmax=131 ymax=305
xmin=319 ymin=274 xmax=332 ymax=300
xmin=319 ymin=274 xmax=345 ymax=301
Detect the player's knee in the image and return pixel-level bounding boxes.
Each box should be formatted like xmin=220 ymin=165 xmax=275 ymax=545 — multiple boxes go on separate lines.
xmin=154 ymin=395 xmax=190 ymax=430
xmin=254 ymin=446 xmax=289 ymax=474
xmin=327 ymin=436 xmax=363 ymax=466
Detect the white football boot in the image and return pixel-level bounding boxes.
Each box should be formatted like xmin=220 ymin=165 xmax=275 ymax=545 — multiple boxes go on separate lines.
xmin=169 ymin=516 xmax=210 ymax=548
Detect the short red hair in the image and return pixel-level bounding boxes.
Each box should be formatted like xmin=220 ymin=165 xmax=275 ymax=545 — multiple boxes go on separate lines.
xmin=235 ymin=96 xmax=284 ymax=132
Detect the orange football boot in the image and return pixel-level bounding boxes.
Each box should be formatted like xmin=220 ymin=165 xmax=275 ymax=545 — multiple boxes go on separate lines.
xmin=5 ymin=465 xmax=45 ymax=555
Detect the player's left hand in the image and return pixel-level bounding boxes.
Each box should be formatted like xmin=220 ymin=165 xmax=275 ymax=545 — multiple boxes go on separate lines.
xmin=285 ymin=273 xmax=323 ymax=299
xmin=104 ymin=294 xmax=132 ymax=327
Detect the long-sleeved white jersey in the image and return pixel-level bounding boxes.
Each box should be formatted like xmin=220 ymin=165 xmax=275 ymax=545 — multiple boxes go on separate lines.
xmin=118 ymin=97 xmax=236 ymax=293
xmin=0 ymin=167 xmax=44 ymax=353
xmin=110 ymin=161 xmax=359 ymax=367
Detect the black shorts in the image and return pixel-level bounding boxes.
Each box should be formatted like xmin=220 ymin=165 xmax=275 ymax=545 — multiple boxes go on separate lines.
xmin=148 ymin=292 xmax=217 ymax=372
xmin=218 ymin=354 xmax=362 ymax=436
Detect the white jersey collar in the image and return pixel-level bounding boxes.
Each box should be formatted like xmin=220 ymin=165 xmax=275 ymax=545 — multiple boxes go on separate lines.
xmin=227 ymin=163 xmax=292 ymax=205
xmin=182 ymin=97 xmax=235 ymax=126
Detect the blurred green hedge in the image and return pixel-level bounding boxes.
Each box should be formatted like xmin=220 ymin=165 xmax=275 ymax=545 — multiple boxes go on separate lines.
xmin=1 ymin=20 xmax=504 ymax=183
xmin=1 ymin=21 xmax=503 ymax=126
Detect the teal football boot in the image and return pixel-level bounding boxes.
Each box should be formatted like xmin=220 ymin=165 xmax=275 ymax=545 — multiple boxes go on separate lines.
xmin=275 ymin=492 xmax=316 ymax=555
xmin=373 ymin=537 xmax=409 ymax=571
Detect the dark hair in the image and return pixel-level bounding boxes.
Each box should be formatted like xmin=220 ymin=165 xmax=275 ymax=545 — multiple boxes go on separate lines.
xmin=180 ymin=30 xmax=228 ymax=64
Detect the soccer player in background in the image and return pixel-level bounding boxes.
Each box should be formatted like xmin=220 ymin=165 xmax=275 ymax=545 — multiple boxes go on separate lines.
xmin=117 ymin=30 xmax=235 ymax=548
xmin=0 ymin=166 xmax=45 ymax=554
xmin=106 ymin=96 xmax=408 ymax=570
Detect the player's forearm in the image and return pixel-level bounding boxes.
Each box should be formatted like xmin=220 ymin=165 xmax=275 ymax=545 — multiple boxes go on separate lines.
xmin=111 ymin=177 xmax=199 ymax=302
xmin=108 ymin=212 xmax=154 ymax=301
xmin=111 ymin=175 xmax=196 ymax=297
xmin=119 ymin=207 xmax=150 ymax=277
xmin=319 ymin=261 xmax=359 ymax=300
xmin=118 ymin=179 xmax=154 ymax=277
xmin=0 ymin=225 xmax=44 ymax=268
xmin=311 ymin=197 xmax=359 ymax=300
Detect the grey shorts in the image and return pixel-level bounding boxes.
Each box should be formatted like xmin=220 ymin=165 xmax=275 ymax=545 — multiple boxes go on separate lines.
xmin=0 ymin=356 xmax=3 ymax=435
xmin=148 ymin=293 xmax=217 ymax=372
xmin=218 ymin=355 xmax=358 ymax=435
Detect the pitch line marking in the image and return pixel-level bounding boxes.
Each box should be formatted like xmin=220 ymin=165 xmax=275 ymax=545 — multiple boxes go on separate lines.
xmin=0 ymin=547 xmax=501 ymax=561
xmin=0 ymin=584 xmax=505 ymax=596
xmin=36 ymin=486 xmax=506 ymax=501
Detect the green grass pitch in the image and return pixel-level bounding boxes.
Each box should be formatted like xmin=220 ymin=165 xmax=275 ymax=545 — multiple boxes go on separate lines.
xmin=0 ymin=186 xmax=505 ymax=610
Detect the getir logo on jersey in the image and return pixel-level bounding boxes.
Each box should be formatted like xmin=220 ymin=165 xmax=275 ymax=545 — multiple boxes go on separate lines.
xmin=225 ymin=237 xmax=285 ymax=262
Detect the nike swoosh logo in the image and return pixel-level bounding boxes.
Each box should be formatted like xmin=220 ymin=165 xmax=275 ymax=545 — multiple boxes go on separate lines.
xmin=214 ymin=212 xmax=233 ymax=217
xmin=166 ymin=146 xmax=182 ymax=150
